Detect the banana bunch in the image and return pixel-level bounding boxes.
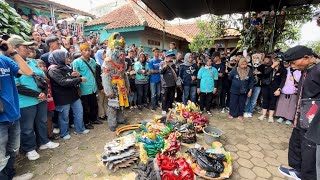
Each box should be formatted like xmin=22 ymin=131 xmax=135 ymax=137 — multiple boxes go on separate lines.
xmin=175 ymin=103 xmax=185 ymax=113
xmin=186 ymin=101 xmax=199 ymax=112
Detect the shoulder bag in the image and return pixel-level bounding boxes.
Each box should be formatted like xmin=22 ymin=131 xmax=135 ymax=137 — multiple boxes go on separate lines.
xmin=169 ymin=65 xmax=183 ymax=86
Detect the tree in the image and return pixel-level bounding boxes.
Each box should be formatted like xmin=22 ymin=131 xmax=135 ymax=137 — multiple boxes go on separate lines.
xmin=188 ymin=15 xmax=226 ymax=52
xmin=306 ymin=40 xmax=320 ymax=54
xmin=0 ymin=1 xmax=31 ymax=40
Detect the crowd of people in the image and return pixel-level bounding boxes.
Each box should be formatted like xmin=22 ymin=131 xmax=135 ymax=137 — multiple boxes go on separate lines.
xmin=0 ymin=16 xmax=320 ymax=180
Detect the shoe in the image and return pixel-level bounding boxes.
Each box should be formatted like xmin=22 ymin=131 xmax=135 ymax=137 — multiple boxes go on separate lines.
xmin=278 ymin=166 xmax=301 ymax=180
xmin=85 ymin=124 xmax=94 ymax=129
xmin=26 ymin=150 xmax=40 ymax=161
xmin=134 ymin=106 xmax=138 ymax=109
xmin=226 ymin=107 xmax=230 ymax=112
xmin=109 ymin=126 xmax=116 ymax=132
xmin=277 ymin=117 xmax=284 ymax=123
xmin=69 ymin=124 xmax=74 ymax=129
xmin=13 ymin=173 xmax=34 ymax=180
xmin=93 ymin=120 xmax=103 ymax=124
xmin=138 ymin=105 xmax=142 ymax=111
xmin=98 ymin=116 xmax=106 ymax=121
xmin=268 ymin=117 xmax=274 ymax=123
xmin=144 ymin=104 xmax=149 ymax=109
xmin=62 ymin=134 xmax=71 ymax=140
xmin=207 ymin=111 xmax=213 ymax=116
xmin=49 ymin=133 xmax=60 ymax=140
xmin=53 ymin=128 xmax=60 ymax=134
xmin=285 ymin=120 xmax=293 ymax=125
xmin=247 ymin=113 xmax=253 ymax=118
xmin=243 ymin=113 xmax=248 ymax=118
xmin=39 ymin=141 xmax=60 ymax=150
xmin=74 ymin=129 xmax=90 ymax=135
xmin=129 ymin=106 xmax=134 ymax=110
xmin=221 ymin=108 xmax=225 ymax=113
xmin=258 ymin=115 xmax=266 ymax=121
xmin=162 ymin=111 xmax=167 ymax=115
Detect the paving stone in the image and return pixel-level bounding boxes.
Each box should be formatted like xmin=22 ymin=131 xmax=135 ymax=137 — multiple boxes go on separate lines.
xmin=238 ymin=167 xmax=257 ymax=179
xmin=256 ymin=138 xmax=270 ymax=144
xmin=274 ymin=149 xmax=288 ymax=157
xmin=230 ymin=152 xmax=239 ymax=160
xmin=264 ymin=157 xmax=281 ymax=166
xmin=248 ymin=143 xmax=262 ymax=151
xmin=249 ymin=150 xmax=264 ymax=158
xmin=266 ymin=165 xmax=286 ymax=178
xmin=271 ymin=143 xmax=288 ymax=150
xmin=256 ymin=178 xmax=268 ymax=180
xmin=225 ymin=144 xmax=238 ymax=152
xmin=262 ymin=150 xmax=278 ymax=158
xmin=238 ymin=158 xmax=254 ymax=168
xmin=250 ymin=157 xmax=268 ymax=168
xmin=252 ymin=166 xmax=272 ymax=178
xmin=277 ymin=156 xmax=288 ymax=165
xmin=237 ymin=151 xmax=252 ymax=159
xmin=259 ymin=143 xmax=274 ymax=151
xmin=269 ymin=137 xmax=282 ymax=144
xmin=236 ymin=144 xmax=250 ymax=151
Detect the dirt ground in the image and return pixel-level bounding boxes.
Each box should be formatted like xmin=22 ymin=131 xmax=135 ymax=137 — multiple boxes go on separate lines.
xmin=16 ymin=108 xmax=291 ymax=180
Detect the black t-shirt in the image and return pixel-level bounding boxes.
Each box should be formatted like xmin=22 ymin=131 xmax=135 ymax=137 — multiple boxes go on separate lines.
xmin=213 ymin=63 xmax=226 ymax=88
xmin=125 ymin=58 xmax=133 ymax=71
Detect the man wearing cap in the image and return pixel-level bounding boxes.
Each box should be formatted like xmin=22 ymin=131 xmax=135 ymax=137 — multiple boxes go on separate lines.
xmin=159 ymin=51 xmax=177 ymax=115
xmin=0 ymin=36 xmax=34 ymax=180
xmin=72 ymin=42 xmax=102 ymax=130
xmin=149 ymin=48 xmax=162 ymax=110
xmin=40 ymin=36 xmax=61 ymax=68
xmin=278 ymin=45 xmax=320 ymax=180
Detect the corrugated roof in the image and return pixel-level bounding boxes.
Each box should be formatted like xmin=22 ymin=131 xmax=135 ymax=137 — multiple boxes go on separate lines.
xmin=86 ymin=2 xmax=191 ymax=41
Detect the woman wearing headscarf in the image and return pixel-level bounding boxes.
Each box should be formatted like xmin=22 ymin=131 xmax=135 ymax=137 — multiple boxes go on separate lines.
xmin=48 ymin=50 xmax=89 ymax=140
xmin=179 ymin=53 xmax=198 ymax=105
xmin=228 ymin=58 xmax=254 ymax=120
xmin=134 ymin=53 xmax=150 ymax=110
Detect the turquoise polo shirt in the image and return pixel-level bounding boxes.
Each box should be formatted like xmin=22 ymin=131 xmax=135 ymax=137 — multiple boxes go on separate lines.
xmin=197 ymin=66 xmax=218 ymax=93
xmin=72 ymin=57 xmax=97 ymax=96
xmin=15 ymin=58 xmax=45 ymax=108
xmin=134 ymin=61 xmax=150 ymax=81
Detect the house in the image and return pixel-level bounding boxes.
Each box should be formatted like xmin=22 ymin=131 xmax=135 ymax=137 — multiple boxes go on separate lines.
xmin=84 ymin=1 xmax=191 ymax=55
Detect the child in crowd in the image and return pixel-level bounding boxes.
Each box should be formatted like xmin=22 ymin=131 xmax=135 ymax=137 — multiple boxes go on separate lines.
xmin=129 ymin=70 xmax=137 ymax=110
xmin=168 ymin=42 xmax=177 ymax=56
xmin=37 ymin=60 xmax=59 ymax=140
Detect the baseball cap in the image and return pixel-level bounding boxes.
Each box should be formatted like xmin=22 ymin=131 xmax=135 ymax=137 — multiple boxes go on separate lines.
xmin=165 ymin=51 xmax=175 ymax=57
xmin=8 ymin=35 xmax=35 ymax=46
xmin=283 ymin=45 xmax=319 ymax=62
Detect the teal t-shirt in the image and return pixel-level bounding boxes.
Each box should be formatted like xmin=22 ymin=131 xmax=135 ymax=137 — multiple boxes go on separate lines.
xmin=72 ymin=57 xmax=97 ymax=96
xmin=134 ymin=61 xmax=150 ymax=82
xmin=197 ymin=66 xmax=219 ymax=93
xmin=15 ymin=58 xmax=45 ymax=108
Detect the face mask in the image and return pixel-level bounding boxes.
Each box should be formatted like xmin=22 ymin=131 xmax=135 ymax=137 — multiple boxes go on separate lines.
xmin=168 ymin=62 xmax=174 ymax=66
xmin=205 ymin=66 xmax=211 ymax=69
xmin=230 ymin=63 xmax=236 ymax=66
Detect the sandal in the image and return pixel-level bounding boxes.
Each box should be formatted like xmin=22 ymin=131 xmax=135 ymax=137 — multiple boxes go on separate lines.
xmin=228 ymin=115 xmax=234 ymax=119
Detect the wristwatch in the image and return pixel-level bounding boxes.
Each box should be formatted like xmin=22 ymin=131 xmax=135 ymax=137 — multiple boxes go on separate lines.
xmin=9 ymin=51 xmax=18 ymax=57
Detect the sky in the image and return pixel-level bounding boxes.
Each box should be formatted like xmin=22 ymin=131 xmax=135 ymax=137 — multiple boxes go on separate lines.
xmin=53 ymin=0 xmax=320 ymax=44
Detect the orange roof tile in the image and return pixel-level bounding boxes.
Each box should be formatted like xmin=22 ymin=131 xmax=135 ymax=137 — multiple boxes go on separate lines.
xmin=85 ymin=2 xmax=191 ymax=41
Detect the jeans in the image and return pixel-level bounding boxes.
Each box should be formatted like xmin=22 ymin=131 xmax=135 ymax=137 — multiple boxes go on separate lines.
xmin=136 ymin=83 xmax=149 ymax=106
xmin=183 ymin=86 xmax=197 ymax=105
xmin=129 ymin=92 xmax=137 ymax=106
xmin=150 ymin=82 xmax=161 ymax=108
xmin=81 ymin=93 xmax=98 ymax=125
xmin=56 ymin=99 xmax=85 ymax=137
xmin=244 ymin=86 xmax=261 ymax=114
xmin=20 ymin=101 xmax=49 ymax=153
xmin=0 ymin=121 xmax=20 ymax=180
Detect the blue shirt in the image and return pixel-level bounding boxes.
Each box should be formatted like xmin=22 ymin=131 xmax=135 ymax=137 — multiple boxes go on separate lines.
xmin=197 ymin=66 xmax=218 ymax=93
xmin=15 ymin=59 xmax=45 ymax=108
xmin=148 ymin=58 xmax=162 ymax=83
xmin=72 ymin=57 xmax=97 ymax=95
xmin=0 ymin=55 xmax=20 ymax=122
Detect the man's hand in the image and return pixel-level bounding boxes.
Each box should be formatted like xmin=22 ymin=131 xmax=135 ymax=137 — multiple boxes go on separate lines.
xmin=274 ymin=89 xmax=281 ymax=96
xmin=81 ymin=77 xmax=87 ymax=82
xmin=247 ymin=89 xmax=252 ymax=97
xmin=272 ymin=61 xmax=280 ymax=68
xmin=38 ymin=93 xmax=47 ymax=101
xmin=191 ymin=76 xmax=196 ymax=80
xmin=71 ymin=71 xmax=81 ymax=77
xmin=197 ymin=88 xmax=200 ymax=94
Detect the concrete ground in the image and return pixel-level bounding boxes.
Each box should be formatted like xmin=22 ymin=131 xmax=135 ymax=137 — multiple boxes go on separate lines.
xmin=16 ymin=108 xmax=292 ymax=180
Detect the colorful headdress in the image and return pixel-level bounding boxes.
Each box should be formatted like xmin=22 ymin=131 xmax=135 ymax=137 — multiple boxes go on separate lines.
xmin=80 ymin=42 xmax=90 ymax=51
xmin=108 ymin=32 xmax=125 ymax=50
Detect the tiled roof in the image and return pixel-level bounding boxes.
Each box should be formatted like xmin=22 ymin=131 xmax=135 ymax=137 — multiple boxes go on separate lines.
xmin=173 ymin=23 xmax=241 ymax=38
xmin=85 ymin=2 xmax=191 ymax=41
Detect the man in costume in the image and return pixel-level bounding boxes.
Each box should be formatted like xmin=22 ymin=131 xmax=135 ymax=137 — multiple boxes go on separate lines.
xmin=102 ymin=33 xmax=129 ymax=131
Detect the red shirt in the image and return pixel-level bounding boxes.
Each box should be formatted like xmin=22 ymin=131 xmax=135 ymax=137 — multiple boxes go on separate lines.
xmin=47 ymin=77 xmax=55 ymax=111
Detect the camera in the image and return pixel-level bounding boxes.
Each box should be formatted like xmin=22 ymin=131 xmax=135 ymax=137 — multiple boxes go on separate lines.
xmin=0 ymin=34 xmax=10 ymax=51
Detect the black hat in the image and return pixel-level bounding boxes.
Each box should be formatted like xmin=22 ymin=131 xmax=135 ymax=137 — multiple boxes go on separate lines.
xmin=283 ymin=45 xmax=319 ymax=62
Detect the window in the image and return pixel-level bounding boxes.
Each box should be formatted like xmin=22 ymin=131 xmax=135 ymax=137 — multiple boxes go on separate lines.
xmin=148 ymin=40 xmax=160 ymax=46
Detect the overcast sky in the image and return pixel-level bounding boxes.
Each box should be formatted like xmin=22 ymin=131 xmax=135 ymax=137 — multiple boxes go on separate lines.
xmin=53 ymin=0 xmax=320 ymax=44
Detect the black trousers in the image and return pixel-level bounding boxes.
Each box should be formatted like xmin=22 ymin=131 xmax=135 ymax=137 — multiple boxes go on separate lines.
xmin=261 ymin=86 xmax=278 ymax=110
xmin=81 ymin=93 xmax=98 ymax=125
xmin=136 ymin=83 xmax=148 ymax=106
xmin=289 ymin=128 xmax=317 ymax=180
xmin=199 ymin=92 xmax=214 ymax=111
xmin=175 ymin=87 xmax=183 ymax=103
xmin=229 ymin=93 xmax=246 ymax=117
xmin=220 ymin=86 xmax=228 ymax=109
xmin=162 ymin=86 xmax=175 ymax=112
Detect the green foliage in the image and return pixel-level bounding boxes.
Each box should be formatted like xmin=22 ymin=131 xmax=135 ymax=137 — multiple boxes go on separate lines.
xmin=0 ymin=1 xmax=31 ymax=40
xmin=188 ymin=15 xmax=226 ymax=52
xmin=306 ymin=41 xmax=320 ymax=54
